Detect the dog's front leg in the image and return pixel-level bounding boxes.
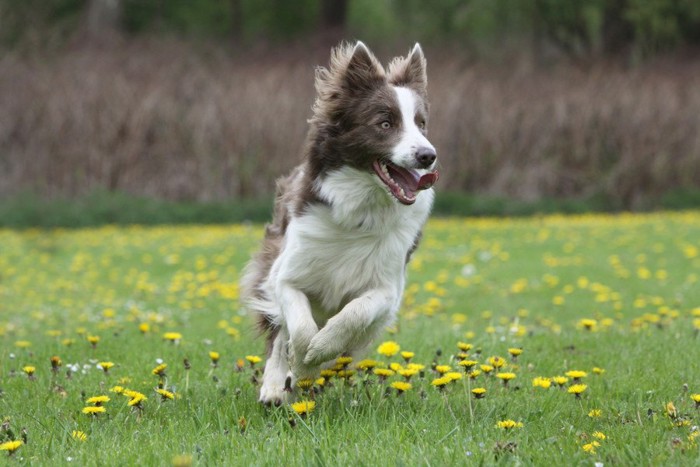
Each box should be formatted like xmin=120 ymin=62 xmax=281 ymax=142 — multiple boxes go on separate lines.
xmin=278 ymin=282 xmax=319 ymax=380
xmin=304 ymin=288 xmax=394 ymax=367
xmin=259 ymin=327 xmax=292 ymax=406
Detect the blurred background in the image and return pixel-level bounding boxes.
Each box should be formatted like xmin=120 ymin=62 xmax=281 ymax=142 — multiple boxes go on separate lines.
xmin=1 ymin=0 xmax=700 ymax=226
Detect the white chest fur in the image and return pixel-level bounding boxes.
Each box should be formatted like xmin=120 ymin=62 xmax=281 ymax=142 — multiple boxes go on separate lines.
xmin=269 ymin=167 xmax=433 ymax=320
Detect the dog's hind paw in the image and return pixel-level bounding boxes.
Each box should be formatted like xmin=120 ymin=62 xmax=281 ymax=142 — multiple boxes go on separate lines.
xmin=259 ymin=373 xmax=294 ymax=406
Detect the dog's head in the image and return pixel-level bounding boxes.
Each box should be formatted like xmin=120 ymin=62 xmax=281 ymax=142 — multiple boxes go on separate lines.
xmin=311 ymin=42 xmax=438 ymax=205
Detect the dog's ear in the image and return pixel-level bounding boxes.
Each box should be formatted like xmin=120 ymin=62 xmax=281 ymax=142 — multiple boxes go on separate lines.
xmin=340 ymin=41 xmax=385 ymax=94
xmin=388 ymin=43 xmax=427 ymax=93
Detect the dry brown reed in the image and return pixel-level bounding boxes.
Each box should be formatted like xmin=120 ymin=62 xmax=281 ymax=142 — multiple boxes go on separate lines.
xmin=1 ymin=39 xmax=699 ymax=207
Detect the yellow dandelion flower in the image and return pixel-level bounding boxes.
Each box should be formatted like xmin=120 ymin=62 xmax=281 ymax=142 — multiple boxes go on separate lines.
xmin=435 ymin=364 xmax=451 ymax=374
xmin=496 ymin=372 xmax=516 ymax=385
xmin=163 ymin=332 xmax=182 ymax=342
xmin=690 ymin=393 xmax=700 ymax=407
xmin=50 ymin=356 xmax=62 ymax=371
xmin=592 ymin=367 xmax=605 ymax=375
xmin=582 ymin=441 xmax=600 ymax=454
xmin=480 ymin=364 xmax=494 ymax=374
xmin=508 ymin=348 xmax=523 ymax=358
xmin=398 ymin=368 xmax=418 ymax=380
xmin=245 ymin=355 xmax=262 ymax=366
xmin=532 ymin=377 xmax=551 ymax=389
xmin=373 ymin=368 xmax=394 ymax=379
xmin=110 ymin=385 xmax=125 ymax=394
xmin=14 ymin=340 xmax=31 ymax=349
xmin=22 ymin=366 xmax=36 ymax=377
xmin=336 ymin=356 xmax=353 ymax=366
xmin=390 ymin=381 xmax=412 ymax=393
xmin=565 ymin=370 xmax=588 ymax=380
xmin=155 ymin=388 xmax=175 ymax=400
xmin=138 ymin=322 xmax=150 ymax=334
xmin=297 ymin=378 xmax=314 ymax=390
xmin=592 ymin=431 xmax=607 ymax=440
xmin=431 ymin=376 xmax=451 ymax=388
xmin=389 ymin=362 xmax=403 ymax=372
xmin=552 ymin=376 xmax=569 ymax=387
xmin=377 ymin=341 xmax=400 ymax=357
xmin=71 ymin=430 xmax=87 ymax=442
xmin=86 ymin=395 xmax=110 ymax=405
xmin=568 ymin=384 xmax=588 ymax=398
xmin=468 ymin=369 xmax=482 ymax=379
xmin=82 ymin=406 xmax=106 ymax=415
xmin=87 ymin=335 xmax=100 ymax=347
xmin=209 ymin=351 xmax=220 ymax=365
xmin=290 ymin=400 xmax=316 ymax=416
xmin=588 ymin=409 xmax=602 ymax=418
xmin=337 ymin=369 xmax=356 ymax=379
xmin=152 ymin=363 xmax=167 ymax=376
xmin=445 ymin=372 xmax=463 ymax=382
xmin=666 ymin=401 xmax=678 ymax=418
xmin=98 ymin=362 xmax=114 ymax=372
xmin=127 ymin=392 xmax=147 ymax=407
xmin=496 ymin=419 xmax=523 ymax=430
xmin=0 ymin=440 xmax=23 ymax=454
xmin=320 ymin=369 xmax=338 ymax=378
xmin=488 ymin=356 xmax=506 ymax=368
xmin=458 ymin=360 xmax=478 ymax=372
xmin=578 ymin=319 xmax=598 ymax=331
xmin=471 ymin=387 xmax=487 ymax=399
xmin=400 ymin=351 xmax=415 ymax=362
xmin=315 ymin=377 xmax=326 ymax=387
xmin=457 ymin=342 xmax=473 ymax=352
xmin=356 ymin=359 xmax=380 ymax=371
xmin=407 ymin=363 xmax=425 ymax=371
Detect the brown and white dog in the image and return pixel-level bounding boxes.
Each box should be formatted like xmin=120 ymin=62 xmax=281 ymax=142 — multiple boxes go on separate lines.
xmin=241 ymin=42 xmax=438 ymax=405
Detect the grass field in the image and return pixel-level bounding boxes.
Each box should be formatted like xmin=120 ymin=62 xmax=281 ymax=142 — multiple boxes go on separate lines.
xmin=1 ymin=212 xmax=699 ymax=466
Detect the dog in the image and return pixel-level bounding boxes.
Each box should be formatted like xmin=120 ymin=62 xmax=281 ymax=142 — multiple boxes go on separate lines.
xmin=241 ymin=41 xmax=438 ymax=405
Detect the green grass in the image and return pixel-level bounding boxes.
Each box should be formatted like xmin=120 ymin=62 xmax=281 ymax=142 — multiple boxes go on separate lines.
xmin=1 ymin=213 xmax=700 ymax=465
xmin=3 ymin=189 xmax=700 ymax=228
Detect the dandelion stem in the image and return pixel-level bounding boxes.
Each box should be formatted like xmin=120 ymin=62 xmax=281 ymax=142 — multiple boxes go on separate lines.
xmin=465 ymin=375 xmax=474 ymax=424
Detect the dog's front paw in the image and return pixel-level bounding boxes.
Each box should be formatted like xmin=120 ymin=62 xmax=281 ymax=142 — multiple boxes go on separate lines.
xmin=259 ymin=373 xmax=294 ymax=406
xmin=289 ymin=323 xmax=318 ymax=367
xmin=303 ymin=323 xmax=350 ymax=366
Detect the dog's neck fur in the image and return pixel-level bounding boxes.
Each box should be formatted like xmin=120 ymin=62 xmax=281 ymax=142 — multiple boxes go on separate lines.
xmin=313 ymin=165 xmax=433 ymax=232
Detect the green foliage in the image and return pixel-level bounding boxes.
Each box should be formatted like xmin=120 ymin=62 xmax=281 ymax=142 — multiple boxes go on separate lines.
xmin=3 ymin=0 xmax=700 ymax=56
xmin=2 ymin=190 xmax=699 ymax=228
xmin=122 ymin=0 xmax=319 ymax=39
xmin=0 ymin=0 xmax=86 ymax=47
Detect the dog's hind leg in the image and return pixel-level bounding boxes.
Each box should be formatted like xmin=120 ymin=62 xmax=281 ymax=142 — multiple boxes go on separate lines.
xmin=259 ymin=327 xmax=293 ymax=406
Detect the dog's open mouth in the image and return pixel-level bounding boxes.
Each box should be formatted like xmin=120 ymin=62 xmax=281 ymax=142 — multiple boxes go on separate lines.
xmin=372 ymin=160 xmax=439 ymax=205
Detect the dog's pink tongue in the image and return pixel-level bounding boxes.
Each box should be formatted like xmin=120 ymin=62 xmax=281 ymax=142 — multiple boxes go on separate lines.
xmin=390 ymin=166 xmax=439 ymax=191
xmin=417 ymin=171 xmax=439 ymax=190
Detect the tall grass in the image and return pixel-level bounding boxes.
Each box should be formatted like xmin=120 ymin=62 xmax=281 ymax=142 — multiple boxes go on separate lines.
xmin=2 ymin=40 xmax=700 ymax=208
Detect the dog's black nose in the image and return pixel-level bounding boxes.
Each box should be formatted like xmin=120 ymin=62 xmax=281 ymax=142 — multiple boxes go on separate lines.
xmin=415 ymin=147 xmax=437 ymax=168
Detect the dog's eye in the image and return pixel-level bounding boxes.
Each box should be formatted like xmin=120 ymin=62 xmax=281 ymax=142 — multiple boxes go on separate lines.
xmin=380 ymin=121 xmax=391 ymax=130
xmin=417 ymin=120 xmax=426 ymax=130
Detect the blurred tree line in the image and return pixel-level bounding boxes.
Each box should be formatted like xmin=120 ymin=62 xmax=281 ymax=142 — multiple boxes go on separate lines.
xmin=2 ymin=0 xmax=700 ymax=60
